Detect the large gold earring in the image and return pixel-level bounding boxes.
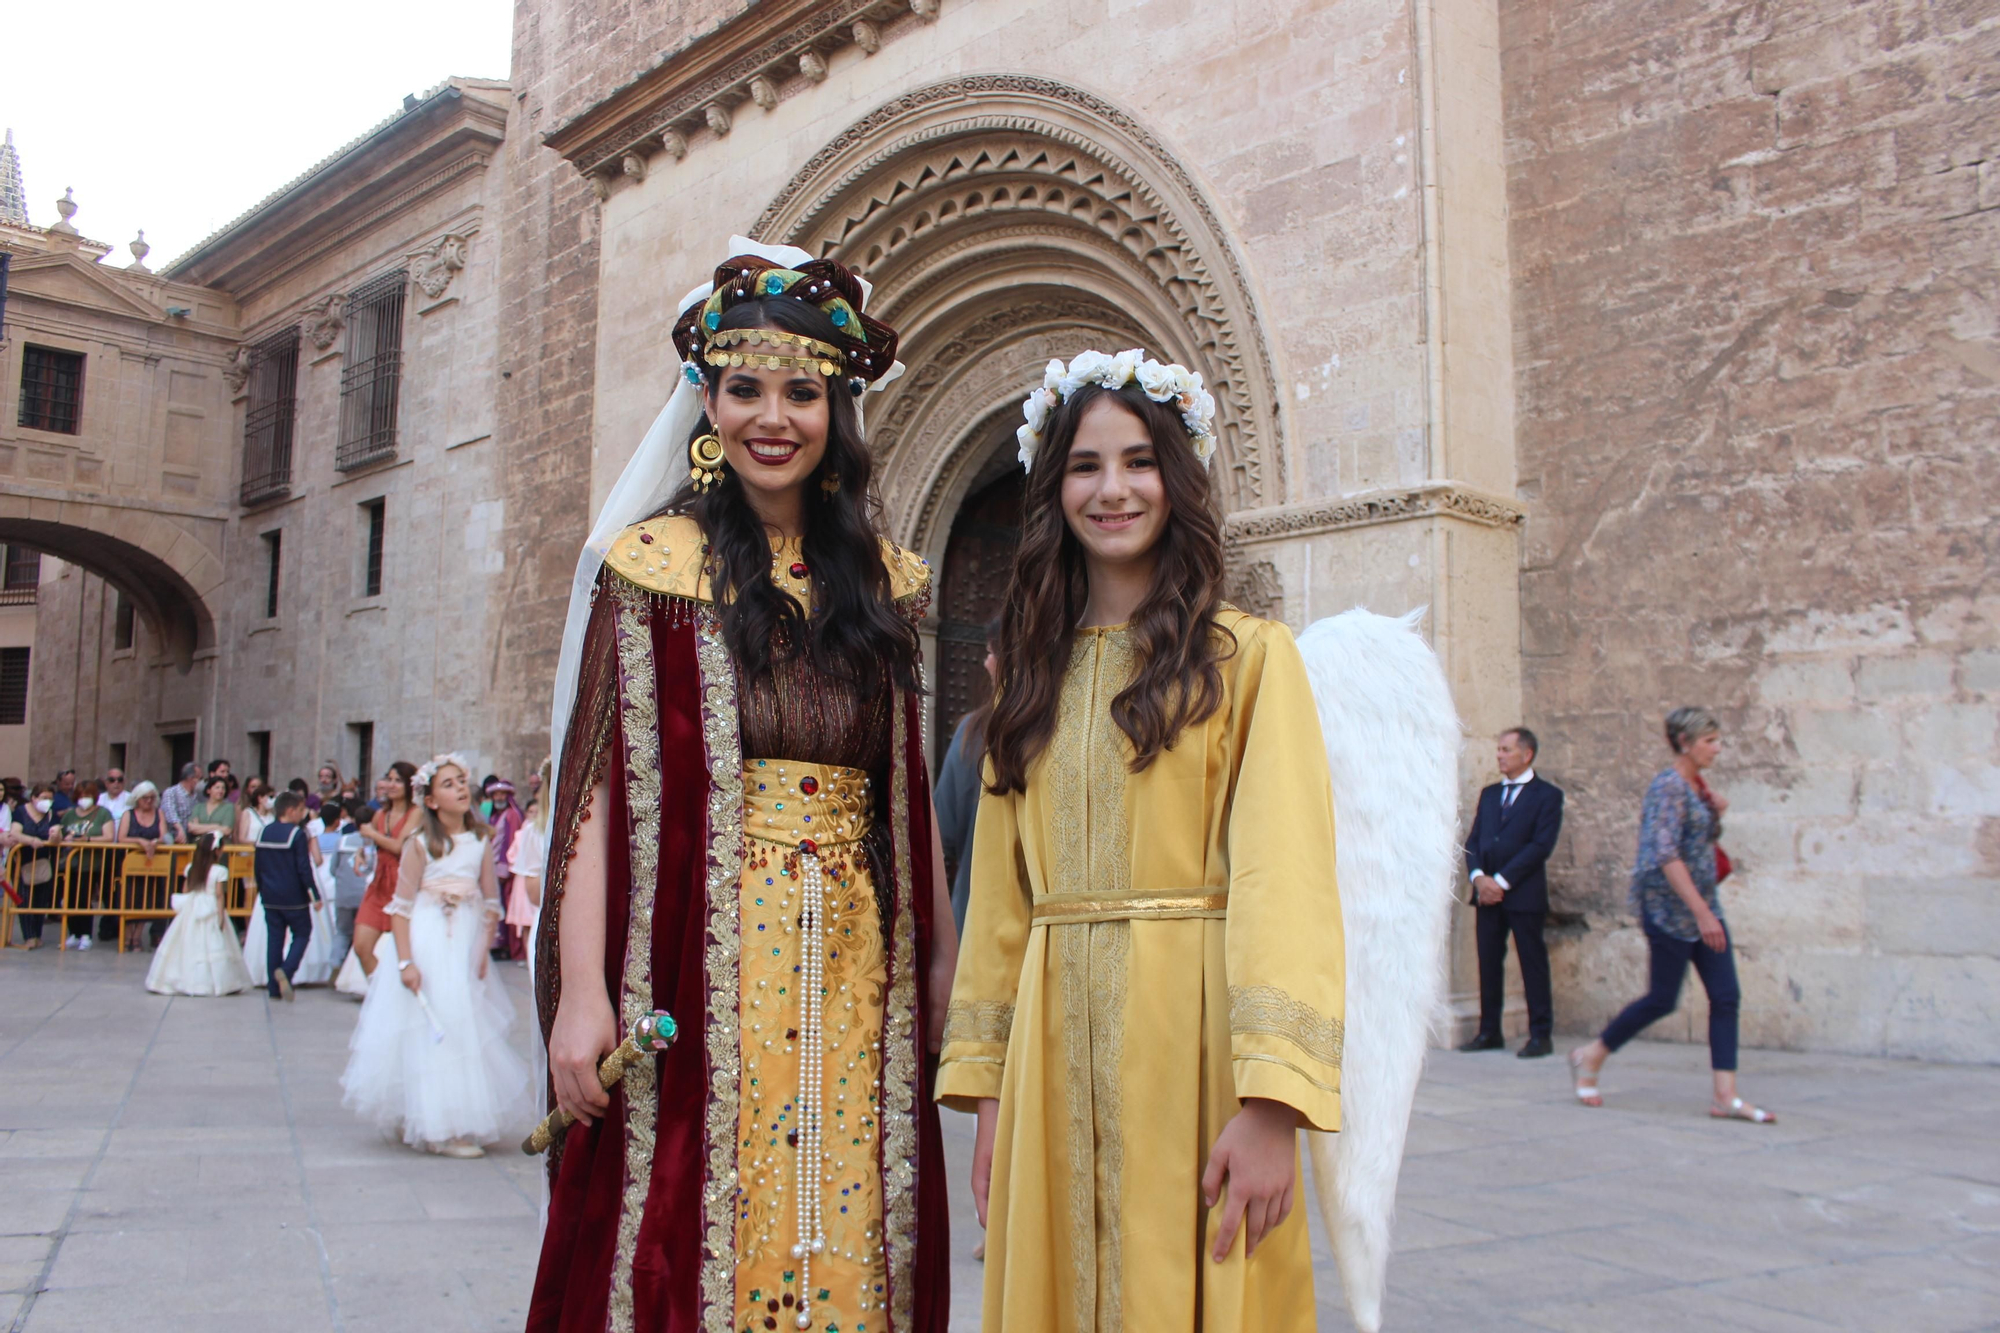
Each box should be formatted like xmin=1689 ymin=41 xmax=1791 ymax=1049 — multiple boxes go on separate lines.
xmin=689 ymin=433 xmax=725 ymax=493
xmin=820 ymin=472 xmax=841 ymax=497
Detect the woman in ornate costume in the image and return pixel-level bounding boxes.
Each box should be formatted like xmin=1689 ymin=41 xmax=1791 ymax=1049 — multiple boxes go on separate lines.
xmin=528 ymin=240 xmax=955 ymax=1333
xmin=938 ymin=351 xmax=1345 ymax=1332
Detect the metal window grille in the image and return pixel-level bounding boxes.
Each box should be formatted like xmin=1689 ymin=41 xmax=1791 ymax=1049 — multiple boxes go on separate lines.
xmin=18 ymin=345 xmax=84 ymax=434
xmin=241 ymin=328 xmax=300 ymax=506
xmin=362 ymin=500 xmax=385 ymax=597
xmin=262 ymin=531 xmax=282 ymax=618
xmin=0 ymin=546 xmax=39 ymax=606
xmin=337 ymin=271 xmax=407 ymax=471
xmin=0 ymin=647 xmax=28 ymax=726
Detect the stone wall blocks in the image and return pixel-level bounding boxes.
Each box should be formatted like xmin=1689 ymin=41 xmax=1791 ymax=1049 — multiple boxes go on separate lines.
xmin=1854 ymin=650 xmax=1955 ymax=700
xmin=1959 ymin=649 xmax=2000 ymax=693
xmin=1788 ymin=703 xmax=1902 ymax=765
xmin=1777 ymin=57 xmax=1943 ymax=149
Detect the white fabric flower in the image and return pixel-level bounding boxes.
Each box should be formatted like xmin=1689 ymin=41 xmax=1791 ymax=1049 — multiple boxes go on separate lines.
xmin=1063 ymin=349 xmax=1114 ymax=396
xmin=1135 ymin=359 xmax=1179 ymax=401
xmin=1042 ymin=359 xmax=1067 ymax=393
xmin=1108 ymin=348 xmax=1144 ymax=388
xmin=1017 ymin=423 xmax=1041 ymax=471
xmin=1022 ymin=387 xmax=1055 ymax=434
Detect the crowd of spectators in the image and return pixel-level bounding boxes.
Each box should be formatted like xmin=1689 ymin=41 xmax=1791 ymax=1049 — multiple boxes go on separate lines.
xmin=0 ymin=757 xmax=542 ymax=956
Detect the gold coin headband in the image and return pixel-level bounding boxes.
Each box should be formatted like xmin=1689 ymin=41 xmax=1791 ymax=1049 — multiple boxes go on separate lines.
xmin=671 ymin=256 xmax=901 ymax=386
xmin=703 ymin=328 xmax=843 ymax=378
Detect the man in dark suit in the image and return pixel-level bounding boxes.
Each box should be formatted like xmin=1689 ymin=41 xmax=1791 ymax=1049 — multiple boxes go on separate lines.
xmin=1461 ymin=727 xmax=1564 ymax=1058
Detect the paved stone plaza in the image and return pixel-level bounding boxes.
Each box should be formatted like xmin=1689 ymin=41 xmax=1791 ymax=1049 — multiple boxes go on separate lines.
xmin=2 ymin=947 xmax=1995 ymax=1332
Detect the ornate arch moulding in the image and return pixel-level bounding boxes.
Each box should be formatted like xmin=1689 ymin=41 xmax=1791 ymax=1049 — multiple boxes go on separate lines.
xmin=541 ymin=0 xmax=939 ymax=189
xmin=1224 ymin=485 xmax=1526 ymax=546
xmin=751 ymin=75 xmax=1287 ymax=509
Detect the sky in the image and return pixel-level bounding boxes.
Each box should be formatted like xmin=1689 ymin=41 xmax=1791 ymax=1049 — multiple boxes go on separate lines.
xmin=5 ymin=0 xmax=515 ymax=270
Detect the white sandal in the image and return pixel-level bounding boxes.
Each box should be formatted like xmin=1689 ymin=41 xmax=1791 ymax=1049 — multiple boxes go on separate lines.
xmin=1711 ymin=1096 xmax=1776 ymax=1124
xmin=1568 ymin=1049 xmax=1602 ymax=1107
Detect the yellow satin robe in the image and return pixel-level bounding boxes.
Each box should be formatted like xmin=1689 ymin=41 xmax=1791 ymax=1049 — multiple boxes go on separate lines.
xmin=937 ymin=609 xmax=1344 ymax=1333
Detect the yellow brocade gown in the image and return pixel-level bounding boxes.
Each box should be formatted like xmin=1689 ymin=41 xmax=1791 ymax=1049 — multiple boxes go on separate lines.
xmin=937 ymin=609 xmax=1345 ymax=1333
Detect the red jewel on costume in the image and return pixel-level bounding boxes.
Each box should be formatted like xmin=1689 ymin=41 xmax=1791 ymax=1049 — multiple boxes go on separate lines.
xmin=798 ymin=776 xmax=818 ymax=796
xmin=798 ymin=838 xmax=818 ymax=858
xmin=789 ymin=561 xmax=808 ymax=579
xmin=639 ymin=532 xmax=653 ymax=544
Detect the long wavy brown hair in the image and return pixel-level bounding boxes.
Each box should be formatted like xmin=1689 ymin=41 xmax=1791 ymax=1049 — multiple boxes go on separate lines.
xmin=984 ymin=381 xmax=1232 ymax=794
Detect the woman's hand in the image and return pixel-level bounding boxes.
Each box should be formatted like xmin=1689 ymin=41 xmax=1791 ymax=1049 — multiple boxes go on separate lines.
xmin=1695 ymin=907 xmax=1728 ymax=952
xmin=971 ymin=1097 xmax=998 ymax=1228
xmin=476 ymin=951 xmax=489 ymax=980
xmin=550 ymin=985 xmax=618 ymax=1126
xmin=1201 ymin=1098 xmax=1299 ymax=1262
xmin=400 ymin=963 xmax=423 ymax=994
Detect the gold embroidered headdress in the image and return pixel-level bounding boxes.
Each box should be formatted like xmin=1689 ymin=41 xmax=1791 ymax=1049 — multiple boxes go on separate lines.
xmin=669 ymin=255 xmax=901 ymax=388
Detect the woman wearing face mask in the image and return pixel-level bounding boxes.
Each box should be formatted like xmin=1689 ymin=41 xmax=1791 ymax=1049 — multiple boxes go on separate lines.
xmin=529 ymin=243 xmax=954 ymax=1333
xmin=235 ymin=778 xmax=275 ymax=845
xmin=10 ymin=783 xmax=63 ymax=950
xmin=938 ymin=351 xmax=1344 ymax=1332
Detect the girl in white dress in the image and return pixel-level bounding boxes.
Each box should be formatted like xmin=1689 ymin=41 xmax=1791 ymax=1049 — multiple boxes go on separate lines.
xmin=340 ymin=754 xmax=532 ymax=1157
xmin=502 ymin=788 xmax=546 ymax=965
xmin=146 ymin=836 xmax=254 ymax=996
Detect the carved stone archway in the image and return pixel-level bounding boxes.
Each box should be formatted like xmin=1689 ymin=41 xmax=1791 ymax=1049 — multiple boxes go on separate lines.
xmin=755 ymin=74 xmax=1286 ymax=551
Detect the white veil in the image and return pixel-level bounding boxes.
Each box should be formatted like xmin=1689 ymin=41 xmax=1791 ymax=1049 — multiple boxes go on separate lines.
xmin=543 ymin=235 xmax=899 ymax=810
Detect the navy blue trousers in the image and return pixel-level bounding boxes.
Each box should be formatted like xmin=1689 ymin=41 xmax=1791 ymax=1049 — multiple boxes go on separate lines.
xmin=263 ymin=904 xmax=313 ymax=995
xmin=1601 ymin=926 xmax=1740 ymax=1071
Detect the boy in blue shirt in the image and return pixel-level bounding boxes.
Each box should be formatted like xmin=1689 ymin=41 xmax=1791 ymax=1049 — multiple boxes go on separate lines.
xmin=255 ymin=792 xmax=321 ymax=1000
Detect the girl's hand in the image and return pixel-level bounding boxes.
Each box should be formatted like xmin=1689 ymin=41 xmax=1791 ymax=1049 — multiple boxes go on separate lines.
xmin=972 ymin=1098 xmax=998 ymax=1228
xmin=476 ymin=951 xmax=489 ymax=980
xmin=1696 ymin=908 xmax=1728 ymax=953
xmin=1201 ymin=1098 xmax=1299 ymax=1262
xmin=550 ymin=986 xmax=618 ymax=1126
xmin=400 ymin=963 xmax=423 ymax=994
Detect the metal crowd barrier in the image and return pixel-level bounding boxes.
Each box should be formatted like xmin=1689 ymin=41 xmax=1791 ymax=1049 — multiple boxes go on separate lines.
xmin=0 ymin=842 xmax=260 ymax=952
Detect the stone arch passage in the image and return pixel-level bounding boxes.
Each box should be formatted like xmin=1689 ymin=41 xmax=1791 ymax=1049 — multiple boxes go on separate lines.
xmin=0 ymin=512 xmax=220 ymax=666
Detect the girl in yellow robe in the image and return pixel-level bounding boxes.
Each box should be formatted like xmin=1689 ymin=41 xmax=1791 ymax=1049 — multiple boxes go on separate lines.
xmin=937 ymin=351 xmax=1344 ymax=1333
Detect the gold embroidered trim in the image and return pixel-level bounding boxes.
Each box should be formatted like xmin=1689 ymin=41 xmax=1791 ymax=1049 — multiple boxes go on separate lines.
xmin=1228 ymin=983 xmax=1346 ymax=1068
xmin=1031 ymin=893 xmax=1227 ymax=924
xmin=694 ymin=609 xmax=746 ymax=1333
xmin=1047 ymin=630 xmax=1135 ymax=899
xmin=608 ymin=583 xmax=665 ymax=1333
xmin=942 ymin=999 xmax=1015 ymax=1046
xmin=1059 ymin=922 xmax=1097 ymax=1331
xmin=1089 ymin=920 xmax=1129 ymax=1331
xmin=881 ymin=690 xmax=920 ymax=1331
xmin=1233 ymin=1051 xmax=1343 ymax=1097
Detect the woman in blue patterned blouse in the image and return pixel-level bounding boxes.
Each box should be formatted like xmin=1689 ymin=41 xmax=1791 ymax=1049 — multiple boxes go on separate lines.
xmin=1568 ymin=707 xmax=1776 ymax=1123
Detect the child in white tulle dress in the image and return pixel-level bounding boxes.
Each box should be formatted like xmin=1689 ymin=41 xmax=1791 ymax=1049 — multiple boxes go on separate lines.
xmin=146 ymin=835 xmax=253 ymax=996
xmin=339 ymin=755 xmax=532 ymax=1157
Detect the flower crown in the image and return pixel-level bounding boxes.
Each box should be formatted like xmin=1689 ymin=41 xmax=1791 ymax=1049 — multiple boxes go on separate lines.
xmin=413 ymin=753 xmax=470 ymax=794
xmin=1017 ymin=349 xmax=1219 ymax=472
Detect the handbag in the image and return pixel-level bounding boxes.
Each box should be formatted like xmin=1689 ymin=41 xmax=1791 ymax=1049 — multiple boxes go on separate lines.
xmin=26 ymin=857 xmax=52 ymax=888
xmin=1691 ymin=773 xmax=1732 ymax=883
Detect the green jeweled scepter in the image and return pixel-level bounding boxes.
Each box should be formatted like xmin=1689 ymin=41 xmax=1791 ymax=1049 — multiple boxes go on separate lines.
xmin=522 ymin=1009 xmax=678 ymax=1155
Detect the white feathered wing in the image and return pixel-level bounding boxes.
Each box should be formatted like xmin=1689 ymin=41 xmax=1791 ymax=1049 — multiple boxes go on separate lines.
xmin=1294 ymin=608 xmax=1462 ymax=1332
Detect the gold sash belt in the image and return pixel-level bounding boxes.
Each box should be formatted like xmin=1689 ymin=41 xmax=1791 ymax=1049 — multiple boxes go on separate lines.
xmin=1031 ymin=891 xmax=1228 ymax=925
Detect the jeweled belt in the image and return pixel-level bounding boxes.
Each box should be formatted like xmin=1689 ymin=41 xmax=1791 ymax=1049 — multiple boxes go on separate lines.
xmin=738 ymin=758 xmax=872 ymax=1333
xmin=1030 ymin=890 xmax=1228 ymax=925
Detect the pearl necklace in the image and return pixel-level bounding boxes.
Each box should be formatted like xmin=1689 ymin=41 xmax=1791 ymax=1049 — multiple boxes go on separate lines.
xmin=789 ymin=836 xmax=829 ymax=1331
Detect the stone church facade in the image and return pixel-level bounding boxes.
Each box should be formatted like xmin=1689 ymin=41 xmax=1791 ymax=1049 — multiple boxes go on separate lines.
xmin=11 ymin=0 xmax=1996 ymax=1060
